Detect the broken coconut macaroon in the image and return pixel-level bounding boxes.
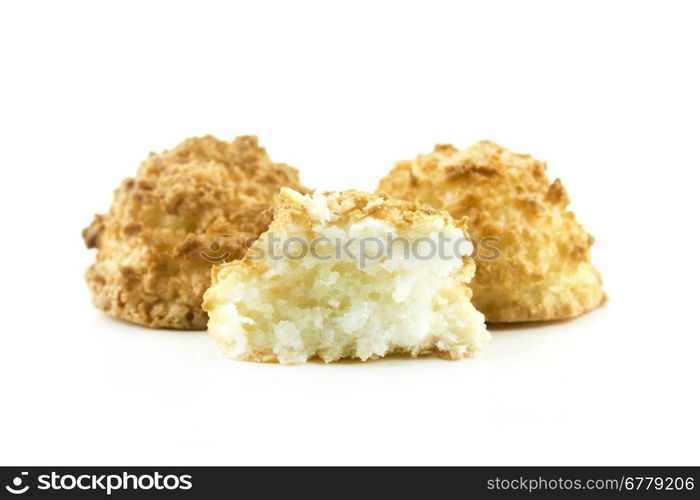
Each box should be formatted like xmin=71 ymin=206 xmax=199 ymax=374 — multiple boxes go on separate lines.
xmin=203 ymin=188 xmax=490 ymax=363
xmin=83 ymin=135 xmax=308 ymax=329
xmin=377 ymin=141 xmax=605 ymax=322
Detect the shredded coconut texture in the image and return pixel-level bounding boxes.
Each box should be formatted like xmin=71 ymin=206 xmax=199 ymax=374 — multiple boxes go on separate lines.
xmin=83 ymin=135 xmax=308 ymax=329
xmin=377 ymin=140 xmax=606 ymax=322
xmin=203 ymin=189 xmax=489 ymax=363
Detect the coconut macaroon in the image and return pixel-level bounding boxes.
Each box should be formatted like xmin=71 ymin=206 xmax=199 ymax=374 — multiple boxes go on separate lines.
xmin=203 ymin=189 xmax=489 ymax=363
xmin=377 ymin=141 xmax=605 ymax=322
xmin=83 ymin=135 xmax=308 ymax=329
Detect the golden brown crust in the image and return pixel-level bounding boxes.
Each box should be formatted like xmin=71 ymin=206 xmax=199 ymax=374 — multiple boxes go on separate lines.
xmin=277 ymin=187 xmax=464 ymax=231
xmin=84 ymin=135 xmax=309 ymax=329
xmin=377 ymin=140 xmax=605 ymax=322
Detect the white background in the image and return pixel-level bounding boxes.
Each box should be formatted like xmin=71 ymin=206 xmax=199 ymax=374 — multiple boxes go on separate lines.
xmin=1 ymin=0 xmax=699 ymax=465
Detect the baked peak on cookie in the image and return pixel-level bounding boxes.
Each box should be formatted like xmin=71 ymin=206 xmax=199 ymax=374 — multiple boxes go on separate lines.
xmin=203 ymin=188 xmax=489 ymax=363
xmin=377 ymin=141 xmax=605 ymax=322
xmin=83 ymin=135 xmax=308 ymax=330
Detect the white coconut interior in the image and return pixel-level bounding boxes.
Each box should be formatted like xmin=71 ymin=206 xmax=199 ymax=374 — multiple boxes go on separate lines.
xmin=206 ymin=191 xmax=489 ymax=363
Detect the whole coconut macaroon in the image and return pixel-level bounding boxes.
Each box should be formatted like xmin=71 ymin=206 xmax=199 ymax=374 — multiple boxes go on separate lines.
xmin=83 ymin=135 xmax=309 ymax=329
xmin=377 ymin=141 xmax=605 ymax=323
